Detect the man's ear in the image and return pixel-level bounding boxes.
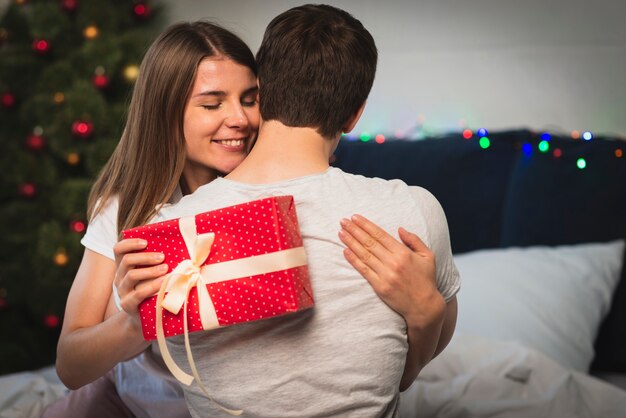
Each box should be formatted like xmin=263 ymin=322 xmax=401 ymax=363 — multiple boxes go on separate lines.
xmin=341 ymin=101 xmax=366 ymax=134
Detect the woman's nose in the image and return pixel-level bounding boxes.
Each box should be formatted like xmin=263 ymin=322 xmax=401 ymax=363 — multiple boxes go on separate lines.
xmin=225 ymin=105 xmax=249 ymax=129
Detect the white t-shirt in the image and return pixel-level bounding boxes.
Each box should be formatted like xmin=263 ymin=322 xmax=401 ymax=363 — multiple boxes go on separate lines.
xmin=80 ymin=188 xmax=190 ymax=418
xmin=156 ymin=167 xmax=460 ymax=418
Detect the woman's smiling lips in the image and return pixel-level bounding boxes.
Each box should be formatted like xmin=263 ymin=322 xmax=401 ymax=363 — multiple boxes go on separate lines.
xmin=211 ymin=138 xmax=246 ymax=151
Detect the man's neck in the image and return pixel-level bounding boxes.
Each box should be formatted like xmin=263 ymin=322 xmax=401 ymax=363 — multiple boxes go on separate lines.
xmin=226 ymin=120 xmax=338 ymax=184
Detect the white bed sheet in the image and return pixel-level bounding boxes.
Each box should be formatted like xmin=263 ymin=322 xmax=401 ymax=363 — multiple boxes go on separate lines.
xmin=2 ymin=334 xmax=626 ymax=418
xmin=399 ymin=333 xmax=626 ymax=418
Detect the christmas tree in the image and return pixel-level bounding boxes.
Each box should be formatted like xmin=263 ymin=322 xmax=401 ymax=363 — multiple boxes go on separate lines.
xmin=0 ymin=0 xmax=165 ymax=374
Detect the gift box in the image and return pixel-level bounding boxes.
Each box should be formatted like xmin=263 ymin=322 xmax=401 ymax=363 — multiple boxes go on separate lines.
xmin=122 ymin=195 xmax=314 ymax=341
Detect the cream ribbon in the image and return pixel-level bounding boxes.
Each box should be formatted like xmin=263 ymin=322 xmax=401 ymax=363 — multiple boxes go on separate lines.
xmin=154 ymin=215 xmax=308 ymax=415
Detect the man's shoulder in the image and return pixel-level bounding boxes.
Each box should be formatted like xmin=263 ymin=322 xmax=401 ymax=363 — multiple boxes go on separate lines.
xmin=156 ymin=180 xmax=228 ymax=221
xmin=333 ymin=168 xmax=411 ymax=192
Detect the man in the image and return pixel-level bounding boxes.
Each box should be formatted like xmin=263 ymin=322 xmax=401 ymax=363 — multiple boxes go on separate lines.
xmin=158 ymin=4 xmax=459 ymax=416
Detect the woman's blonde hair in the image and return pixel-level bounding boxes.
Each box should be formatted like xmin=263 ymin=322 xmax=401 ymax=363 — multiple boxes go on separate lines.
xmin=87 ymin=21 xmax=256 ymax=234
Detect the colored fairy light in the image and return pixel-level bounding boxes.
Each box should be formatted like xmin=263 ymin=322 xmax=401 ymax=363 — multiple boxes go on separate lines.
xmin=375 ymin=134 xmax=385 ymax=144
xmin=479 ymin=137 xmax=490 ymax=149
xmin=571 ymin=131 xmax=580 ymax=139
xmin=576 ymin=158 xmax=587 ymax=169
xmin=477 ymin=128 xmax=488 ymax=137
xmin=538 ymin=140 xmax=550 ymax=153
xmin=541 ymin=132 xmax=551 ymax=141
xmin=32 ymin=39 xmax=50 ymax=54
xmin=615 ymin=149 xmax=623 ymax=158
xmin=70 ymin=220 xmax=86 ymax=233
xmin=582 ymin=131 xmax=593 ymax=141
xmin=359 ymin=132 xmax=371 ymax=142
xmin=553 ymin=148 xmax=563 ymax=158
xmin=462 ymin=129 xmax=473 ymax=139
xmin=44 ymin=314 xmax=60 ymax=328
xmin=522 ymin=143 xmax=533 ymax=156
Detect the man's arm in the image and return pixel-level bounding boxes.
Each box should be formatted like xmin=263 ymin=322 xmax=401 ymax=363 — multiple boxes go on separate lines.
xmin=339 ymin=215 xmax=457 ymax=390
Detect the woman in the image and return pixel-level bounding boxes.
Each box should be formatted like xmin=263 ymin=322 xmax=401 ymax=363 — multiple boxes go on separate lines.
xmin=47 ymin=21 xmax=259 ymax=418
xmin=46 ymin=20 xmax=440 ymax=418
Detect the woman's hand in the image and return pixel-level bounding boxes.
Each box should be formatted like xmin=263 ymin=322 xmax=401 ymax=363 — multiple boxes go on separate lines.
xmin=113 ymin=238 xmax=168 ymax=316
xmin=339 ymin=214 xmax=444 ymax=324
xmin=339 ymin=214 xmax=449 ymax=389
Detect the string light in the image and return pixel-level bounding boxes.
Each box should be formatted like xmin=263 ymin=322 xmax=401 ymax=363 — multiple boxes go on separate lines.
xmin=522 ymin=143 xmax=533 ymax=156
xmin=540 ymin=132 xmax=551 ymax=141
xmin=84 ymin=25 xmax=99 ymax=39
xmin=375 ymin=134 xmax=385 ymax=144
xmin=576 ymin=158 xmax=587 ymax=169
xmin=67 ymin=152 xmax=80 ymax=165
xmin=477 ymin=128 xmax=488 ymax=137
xmin=462 ymin=129 xmax=473 ymax=139
xmin=123 ymin=64 xmax=140 ymax=82
xmin=553 ymin=148 xmax=563 ymax=158
xmin=479 ymin=137 xmax=490 ymax=149
xmin=615 ymin=149 xmax=623 ymax=158
xmin=571 ymin=131 xmax=580 ymax=139
xmin=359 ymin=132 xmax=371 ymax=142
xmin=53 ymin=92 xmax=65 ymax=104
xmin=538 ymin=140 xmax=550 ymax=153
xmin=70 ymin=220 xmax=86 ymax=233
xmin=53 ymin=250 xmax=68 ymax=266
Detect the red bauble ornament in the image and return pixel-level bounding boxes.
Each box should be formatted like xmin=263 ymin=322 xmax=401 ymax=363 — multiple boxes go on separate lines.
xmin=72 ymin=120 xmax=94 ymax=138
xmin=60 ymin=0 xmax=78 ymax=13
xmin=92 ymin=74 xmax=109 ymax=89
xmin=25 ymin=133 xmax=46 ymax=151
xmin=69 ymin=220 xmax=86 ymax=233
xmin=32 ymin=38 xmax=51 ymax=55
xmin=19 ymin=182 xmax=36 ymax=198
xmin=1 ymin=92 xmax=16 ymax=109
xmin=44 ymin=314 xmax=60 ymax=328
xmin=133 ymin=3 xmax=151 ymax=19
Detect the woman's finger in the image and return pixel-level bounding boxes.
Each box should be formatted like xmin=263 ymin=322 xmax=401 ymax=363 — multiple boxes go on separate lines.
xmin=342 ymin=248 xmax=382 ymax=288
xmin=398 ymin=227 xmax=430 ymax=254
xmin=340 ymin=218 xmax=393 ymax=262
xmin=119 ymin=252 xmax=165 ymax=271
xmin=338 ymin=227 xmax=386 ymax=274
xmin=349 ymin=214 xmax=406 ymax=253
xmin=113 ymin=238 xmax=147 ymax=261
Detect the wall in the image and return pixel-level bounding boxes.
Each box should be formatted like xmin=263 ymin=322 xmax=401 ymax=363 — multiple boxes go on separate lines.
xmin=163 ymin=0 xmax=626 ymax=138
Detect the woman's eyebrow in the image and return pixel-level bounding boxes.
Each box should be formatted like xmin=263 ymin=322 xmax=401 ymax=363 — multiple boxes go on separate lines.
xmin=192 ymin=90 xmax=226 ymax=99
xmin=242 ymin=86 xmax=259 ymax=96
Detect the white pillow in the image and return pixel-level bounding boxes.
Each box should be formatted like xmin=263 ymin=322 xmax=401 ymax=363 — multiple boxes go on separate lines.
xmin=454 ymin=240 xmax=625 ymax=372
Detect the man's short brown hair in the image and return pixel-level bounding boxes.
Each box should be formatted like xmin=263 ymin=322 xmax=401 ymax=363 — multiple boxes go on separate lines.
xmin=256 ymin=4 xmax=377 ymax=138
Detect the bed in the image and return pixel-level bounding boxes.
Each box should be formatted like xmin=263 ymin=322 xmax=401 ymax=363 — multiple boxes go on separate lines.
xmin=334 ymin=129 xmax=626 ymax=417
xmin=1 ymin=129 xmax=625 ymax=417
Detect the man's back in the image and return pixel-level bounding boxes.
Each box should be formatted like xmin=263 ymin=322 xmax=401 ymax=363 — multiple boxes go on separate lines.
xmin=157 ymin=167 xmax=458 ymax=417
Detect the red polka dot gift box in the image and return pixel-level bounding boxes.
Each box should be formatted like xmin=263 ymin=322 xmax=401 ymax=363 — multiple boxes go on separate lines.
xmin=122 ymin=196 xmax=314 ymax=341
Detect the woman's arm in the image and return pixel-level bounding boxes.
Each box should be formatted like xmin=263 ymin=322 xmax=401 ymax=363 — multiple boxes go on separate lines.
xmin=338 ymin=215 xmax=457 ymax=391
xmin=56 ymin=239 xmax=166 ymax=389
